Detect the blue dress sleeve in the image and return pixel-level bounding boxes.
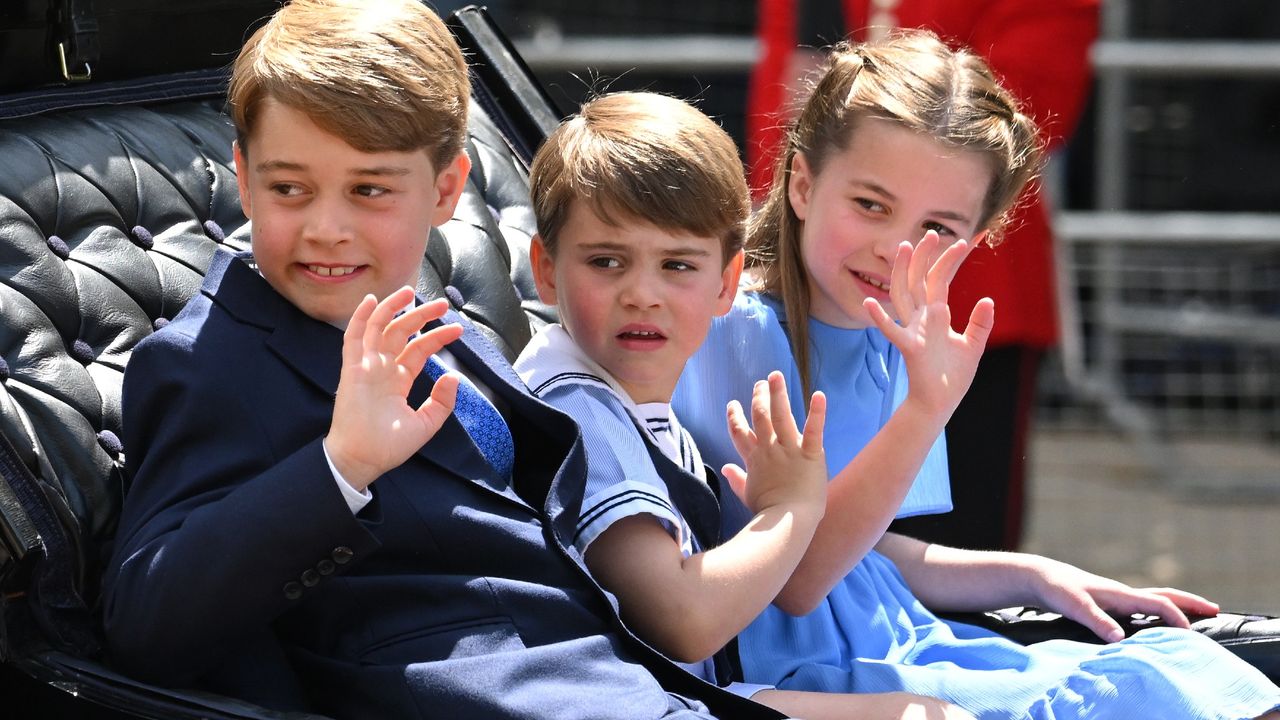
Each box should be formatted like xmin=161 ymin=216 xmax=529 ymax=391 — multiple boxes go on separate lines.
xmin=882 ymin=348 xmax=952 ymax=518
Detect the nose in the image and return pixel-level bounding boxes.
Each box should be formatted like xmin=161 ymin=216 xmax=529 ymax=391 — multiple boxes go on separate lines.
xmin=870 ymin=226 xmax=902 ymax=263
xmin=618 ymin=268 xmax=662 ymax=309
xmin=301 ymin=194 xmax=354 ymax=246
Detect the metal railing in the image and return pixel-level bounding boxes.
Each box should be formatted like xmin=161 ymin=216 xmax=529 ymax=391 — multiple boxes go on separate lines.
xmin=1054 ymin=3 xmax=1280 ymax=491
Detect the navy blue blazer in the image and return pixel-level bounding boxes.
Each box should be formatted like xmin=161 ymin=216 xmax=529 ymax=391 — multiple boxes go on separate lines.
xmin=103 ymin=251 xmax=781 ymax=720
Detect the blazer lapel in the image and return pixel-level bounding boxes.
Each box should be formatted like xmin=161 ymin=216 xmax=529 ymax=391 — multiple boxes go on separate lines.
xmin=408 ymin=309 xmax=531 ymax=506
xmin=231 ymin=268 xmax=525 ymax=507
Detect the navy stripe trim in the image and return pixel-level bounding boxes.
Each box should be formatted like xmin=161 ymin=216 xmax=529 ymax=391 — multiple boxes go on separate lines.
xmin=574 ymin=488 xmax=676 ymax=545
xmin=531 ymin=371 xmax=607 ymax=396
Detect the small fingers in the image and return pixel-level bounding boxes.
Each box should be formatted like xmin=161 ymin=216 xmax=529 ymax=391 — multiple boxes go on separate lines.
xmin=1127 ymin=593 xmax=1192 ymax=629
xmin=800 ymin=390 xmax=827 ymax=453
xmin=720 ymin=463 xmax=749 ymax=503
xmin=767 ymin=371 xmax=800 ymax=446
xmin=924 ymin=239 xmax=972 ymax=306
xmin=963 ymin=297 xmax=995 ymax=350
xmin=864 ymin=297 xmax=905 ymax=346
xmin=888 ymin=241 xmax=915 ymax=319
xmin=1147 ymin=587 xmax=1220 ymax=618
xmin=416 ymin=370 xmax=460 ymax=429
xmin=906 ymin=230 xmax=941 ymax=308
xmin=342 ymin=294 xmax=378 ymax=366
xmin=386 ymin=297 xmax=451 ymax=349
xmin=401 ymin=322 xmax=464 ymax=371
xmin=725 ymin=399 xmax=757 ymax=462
xmin=750 ymin=378 xmax=775 ymax=443
xmin=364 ymin=287 xmax=417 ymax=352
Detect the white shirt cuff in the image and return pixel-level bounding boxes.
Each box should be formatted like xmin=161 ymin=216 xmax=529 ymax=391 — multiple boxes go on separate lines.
xmin=322 ymin=438 xmax=373 ymax=514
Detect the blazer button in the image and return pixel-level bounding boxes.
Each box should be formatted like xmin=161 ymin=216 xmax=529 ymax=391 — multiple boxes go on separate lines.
xmin=300 ymin=569 xmax=320 ymax=588
xmin=317 ymin=559 xmax=336 ymax=576
xmin=332 ymin=546 xmax=354 ymax=565
xmin=283 ymin=581 xmax=303 ymax=600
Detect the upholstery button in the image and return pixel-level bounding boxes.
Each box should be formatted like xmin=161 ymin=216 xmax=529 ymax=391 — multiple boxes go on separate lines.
xmin=130 ymin=226 xmax=154 ymax=250
xmin=203 ymin=220 xmax=226 ymax=242
xmin=283 ymin=581 xmax=303 ymax=600
xmin=317 ymin=559 xmax=336 ymax=576
xmin=444 ymin=285 xmax=465 ymax=309
xmin=46 ymin=235 xmax=70 ymax=259
xmin=96 ymin=430 xmax=123 ymax=456
xmin=300 ymin=569 xmax=320 ymax=588
xmin=69 ymin=339 xmax=94 ymax=365
xmin=331 ymin=546 xmax=354 ymax=565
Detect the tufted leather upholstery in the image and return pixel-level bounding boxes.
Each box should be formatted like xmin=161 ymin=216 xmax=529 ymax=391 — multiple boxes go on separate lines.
xmin=0 ymin=12 xmax=558 ymax=686
xmin=1 ymin=7 xmax=1278 ymax=718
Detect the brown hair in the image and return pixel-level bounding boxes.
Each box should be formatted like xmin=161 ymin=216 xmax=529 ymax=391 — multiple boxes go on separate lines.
xmin=530 ymin=91 xmax=749 ymax=265
xmin=228 ymin=0 xmax=469 ymax=169
xmin=751 ymin=29 xmax=1044 ymax=393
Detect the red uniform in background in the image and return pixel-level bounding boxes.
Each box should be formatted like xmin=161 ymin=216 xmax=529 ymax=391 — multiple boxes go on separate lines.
xmin=749 ymin=0 xmax=1099 ymax=549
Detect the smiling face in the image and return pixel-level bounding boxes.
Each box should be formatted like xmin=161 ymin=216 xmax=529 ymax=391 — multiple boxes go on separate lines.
xmin=532 ymin=202 xmax=742 ymax=404
xmin=788 ymin=117 xmax=992 ymax=328
xmin=234 ymin=98 xmax=468 ymax=327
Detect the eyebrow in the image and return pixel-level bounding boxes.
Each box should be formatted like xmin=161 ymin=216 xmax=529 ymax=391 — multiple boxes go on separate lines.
xmin=577 ymin=241 xmax=714 ymax=257
xmin=849 ymin=179 xmax=975 ymax=225
xmin=254 ymin=160 xmax=411 ymax=177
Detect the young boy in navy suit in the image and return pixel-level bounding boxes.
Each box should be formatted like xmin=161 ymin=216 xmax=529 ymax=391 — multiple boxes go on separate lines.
xmin=102 ymin=2 xmax=782 ymax=718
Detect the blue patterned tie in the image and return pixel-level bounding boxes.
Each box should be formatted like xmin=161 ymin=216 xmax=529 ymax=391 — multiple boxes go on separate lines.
xmin=425 ymin=355 xmax=514 ymax=479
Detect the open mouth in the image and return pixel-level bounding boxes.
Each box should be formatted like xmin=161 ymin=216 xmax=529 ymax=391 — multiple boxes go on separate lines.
xmin=853 ymin=270 xmax=889 ymax=292
xmin=305 ymin=264 xmax=359 ymax=277
xmin=618 ymin=329 xmax=665 ymax=340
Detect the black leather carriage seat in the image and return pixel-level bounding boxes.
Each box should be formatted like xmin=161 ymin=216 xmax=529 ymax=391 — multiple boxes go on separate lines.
xmin=0 ymin=6 xmax=1277 ymax=719
xmin=0 ymin=8 xmax=557 ymax=717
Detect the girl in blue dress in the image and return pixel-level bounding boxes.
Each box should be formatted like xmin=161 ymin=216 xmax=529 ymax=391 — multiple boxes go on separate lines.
xmin=673 ymin=29 xmax=1280 ymax=720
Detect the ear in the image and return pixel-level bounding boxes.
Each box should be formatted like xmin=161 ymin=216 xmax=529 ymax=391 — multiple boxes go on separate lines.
xmin=787 ymin=152 xmax=814 ymax=222
xmin=233 ymin=141 xmax=252 ymax=220
xmin=529 ymin=234 xmax=559 ymax=306
xmin=715 ymin=249 xmax=744 ymax=316
xmin=428 ymin=151 xmax=472 ymax=226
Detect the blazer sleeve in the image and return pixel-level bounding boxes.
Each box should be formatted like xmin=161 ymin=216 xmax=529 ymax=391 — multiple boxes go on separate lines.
xmin=102 ymin=328 xmax=380 ymax=685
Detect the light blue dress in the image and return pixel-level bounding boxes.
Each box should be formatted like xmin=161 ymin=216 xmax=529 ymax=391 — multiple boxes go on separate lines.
xmin=672 ymin=291 xmax=1280 ymax=720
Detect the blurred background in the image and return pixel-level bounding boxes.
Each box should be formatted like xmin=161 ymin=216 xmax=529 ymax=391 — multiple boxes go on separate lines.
xmin=446 ymin=0 xmax=1280 ymax=614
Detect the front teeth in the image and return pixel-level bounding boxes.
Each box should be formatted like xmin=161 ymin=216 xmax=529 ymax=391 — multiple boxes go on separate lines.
xmin=308 ymin=265 xmax=357 ymax=277
xmin=856 ymin=272 xmax=888 ymax=291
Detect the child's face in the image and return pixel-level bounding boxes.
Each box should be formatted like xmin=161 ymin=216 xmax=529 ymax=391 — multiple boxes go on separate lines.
xmin=234 ymin=98 xmax=468 ymax=327
xmin=788 ymin=117 xmax=991 ymax=328
xmin=531 ymin=203 xmax=742 ymax=404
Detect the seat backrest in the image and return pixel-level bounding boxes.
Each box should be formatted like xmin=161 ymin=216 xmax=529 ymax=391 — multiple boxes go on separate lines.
xmin=0 ymin=6 xmax=559 ymax=662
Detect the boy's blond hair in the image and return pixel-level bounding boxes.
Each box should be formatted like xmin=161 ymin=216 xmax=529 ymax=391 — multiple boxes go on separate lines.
xmin=530 ymin=91 xmax=749 ymax=265
xmin=228 ymin=0 xmax=469 ymax=169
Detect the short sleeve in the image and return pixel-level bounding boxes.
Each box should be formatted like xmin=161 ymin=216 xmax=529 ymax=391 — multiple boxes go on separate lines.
xmin=884 ymin=349 xmax=952 ymax=518
xmin=541 ymin=385 xmax=691 ymax=556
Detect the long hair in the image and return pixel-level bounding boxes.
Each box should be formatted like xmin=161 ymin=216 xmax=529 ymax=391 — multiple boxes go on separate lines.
xmin=749 ymin=29 xmax=1044 ymax=394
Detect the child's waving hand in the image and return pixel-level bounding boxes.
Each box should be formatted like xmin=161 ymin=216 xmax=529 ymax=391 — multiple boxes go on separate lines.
xmin=326 ymin=288 xmax=463 ymax=490
xmin=864 ymin=229 xmax=994 ymax=419
xmin=722 ymin=371 xmax=828 ymax=516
